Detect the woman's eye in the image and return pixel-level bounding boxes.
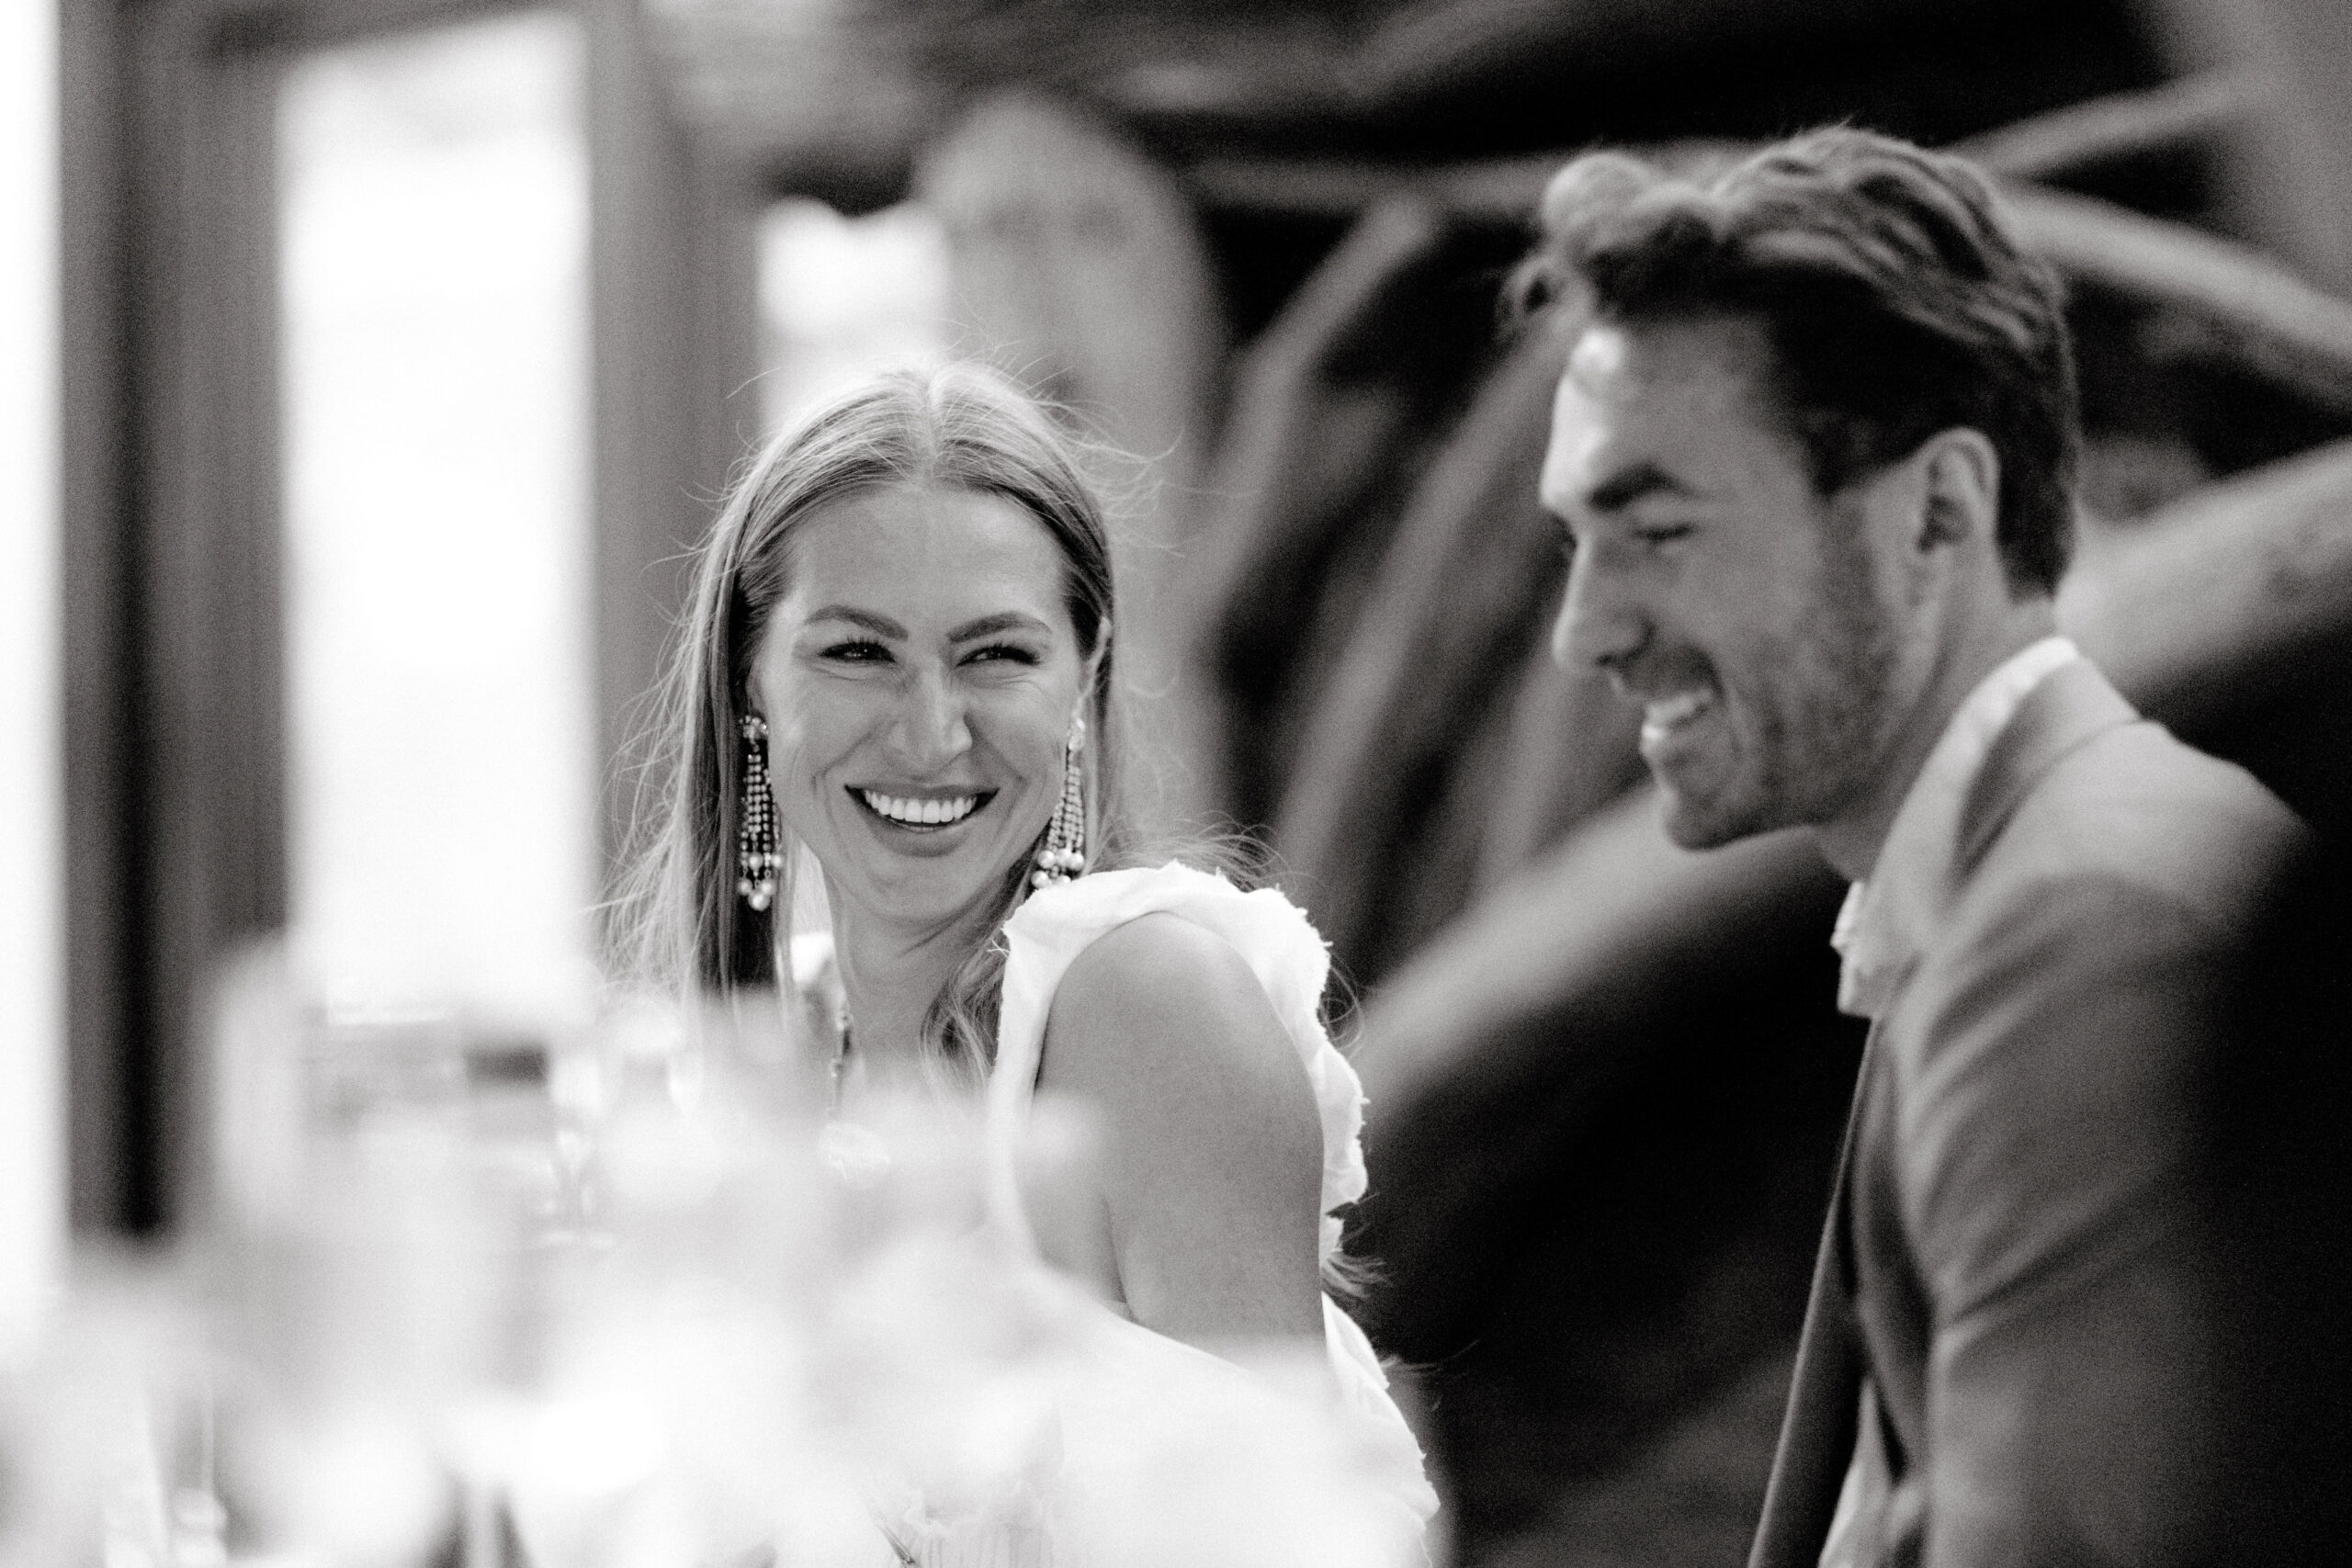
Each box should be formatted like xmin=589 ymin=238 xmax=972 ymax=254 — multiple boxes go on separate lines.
xmin=1635 ymin=523 xmax=1696 ymax=547
xmin=963 ymin=643 xmax=1040 ymax=667
xmin=821 ymin=639 xmax=892 ymax=663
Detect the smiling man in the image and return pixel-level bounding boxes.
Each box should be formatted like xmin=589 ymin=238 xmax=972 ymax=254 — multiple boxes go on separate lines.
xmin=1521 ymin=130 xmax=2306 ymax=1567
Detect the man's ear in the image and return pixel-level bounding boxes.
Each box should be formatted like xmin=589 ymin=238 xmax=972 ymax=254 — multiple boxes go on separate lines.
xmin=1914 ymin=426 xmax=2001 ymax=554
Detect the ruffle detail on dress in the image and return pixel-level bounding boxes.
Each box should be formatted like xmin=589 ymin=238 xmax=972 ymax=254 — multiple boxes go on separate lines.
xmin=991 ymin=862 xmax=1370 ymax=1253
xmin=1322 ymin=1295 xmax=1442 ymax=1528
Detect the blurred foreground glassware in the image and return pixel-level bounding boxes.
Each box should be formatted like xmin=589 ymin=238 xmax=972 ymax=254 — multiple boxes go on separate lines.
xmin=198 ymin=940 xmax=879 ymax=1561
xmin=0 ymin=1257 xmax=216 ymax=1568
xmin=497 ymin=991 xmax=883 ymax=1568
xmin=17 ymin=941 xmax=1427 ymax=1567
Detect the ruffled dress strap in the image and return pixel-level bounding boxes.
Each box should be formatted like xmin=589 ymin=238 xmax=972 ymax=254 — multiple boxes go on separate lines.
xmin=988 ymin=861 xmax=1369 ymax=1260
xmin=988 ymin=862 xmax=1437 ymax=1535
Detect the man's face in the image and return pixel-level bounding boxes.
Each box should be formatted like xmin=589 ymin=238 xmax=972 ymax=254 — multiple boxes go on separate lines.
xmin=1539 ymin=315 xmax=1903 ymax=849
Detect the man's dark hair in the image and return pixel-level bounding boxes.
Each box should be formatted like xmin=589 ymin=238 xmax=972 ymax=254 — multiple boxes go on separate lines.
xmin=1511 ymin=127 xmax=2079 ymax=596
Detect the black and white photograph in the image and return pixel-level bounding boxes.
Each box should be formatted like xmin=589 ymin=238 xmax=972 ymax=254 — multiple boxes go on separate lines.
xmin=2 ymin=0 xmax=2349 ymax=1563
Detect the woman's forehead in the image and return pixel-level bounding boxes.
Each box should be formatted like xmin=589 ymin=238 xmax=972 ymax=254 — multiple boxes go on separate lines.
xmin=782 ymin=484 xmax=1074 ymax=627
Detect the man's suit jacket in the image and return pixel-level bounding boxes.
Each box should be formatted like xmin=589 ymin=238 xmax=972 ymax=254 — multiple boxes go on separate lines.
xmin=1748 ymin=659 xmax=2307 ymax=1568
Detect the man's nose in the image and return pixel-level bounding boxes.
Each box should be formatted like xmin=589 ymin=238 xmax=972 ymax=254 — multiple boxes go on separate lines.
xmin=891 ymin=667 xmax=973 ymax=768
xmin=1551 ymin=546 xmax=1647 ymax=674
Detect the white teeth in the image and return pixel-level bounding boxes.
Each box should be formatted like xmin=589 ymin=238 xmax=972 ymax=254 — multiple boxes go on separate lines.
xmin=859 ymin=790 xmax=979 ymax=826
xmin=1643 ymin=691 xmax=1713 ymax=731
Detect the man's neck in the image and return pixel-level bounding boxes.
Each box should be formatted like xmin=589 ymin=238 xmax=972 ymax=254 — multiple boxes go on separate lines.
xmin=1813 ymin=594 xmax=2061 ymax=885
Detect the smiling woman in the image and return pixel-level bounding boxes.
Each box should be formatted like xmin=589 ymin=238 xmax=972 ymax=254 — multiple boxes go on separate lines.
xmin=614 ymin=362 xmax=1435 ymax=1560
xmin=616 ymin=365 xmax=1125 ymax=1045
xmin=749 ymin=484 xmax=1093 ymax=990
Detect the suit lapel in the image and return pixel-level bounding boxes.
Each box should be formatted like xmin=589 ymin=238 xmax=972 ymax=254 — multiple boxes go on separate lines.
xmin=1748 ymin=1025 xmax=1880 ymax=1568
xmin=1956 ymin=660 xmax=2139 ymax=879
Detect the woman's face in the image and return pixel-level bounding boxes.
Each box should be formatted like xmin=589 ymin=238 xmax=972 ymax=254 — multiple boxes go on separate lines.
xmin=747 ymin=483 xmax=1093 ymax=934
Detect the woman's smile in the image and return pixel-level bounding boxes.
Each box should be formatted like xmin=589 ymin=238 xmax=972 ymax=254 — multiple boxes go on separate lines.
xmin=850 ymin=785 xmax=998 ymax=831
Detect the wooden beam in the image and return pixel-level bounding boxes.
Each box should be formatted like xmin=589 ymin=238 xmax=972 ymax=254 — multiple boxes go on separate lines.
xmin=1267 ymin=333 xmax=1563 ymax=974
xmin=1951 ymin=69 xmax=2245 ymax=181
xmin=1183 ymin=151 xmax=1559 ymax=222
xmin=2148 ymin=0 xmax=2352 ymax=293
xmin=2002 ymin=182 xmax=2352 ymax=417
xmin=1187 ymin=141 xmax=2352 ymax=427
xmin=2060 ymin=436 xmax=2352 ymax=733
xmin=1182 ymin=197 xmax=1447 ymax=823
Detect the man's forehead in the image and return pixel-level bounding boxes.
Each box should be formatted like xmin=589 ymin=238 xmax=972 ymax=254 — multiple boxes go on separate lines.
xmin=1564 ymin=312 xmax=1774 ymax=400
xmin=1544 ymin=313 xmax=1788 ymax=509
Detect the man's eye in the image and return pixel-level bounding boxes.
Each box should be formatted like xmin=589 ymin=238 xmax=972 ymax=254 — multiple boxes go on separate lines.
xmin=1635 ymin=523 xmax=1695 ymax=546
xmin=822 ymin=640 xmax=891 ymax=663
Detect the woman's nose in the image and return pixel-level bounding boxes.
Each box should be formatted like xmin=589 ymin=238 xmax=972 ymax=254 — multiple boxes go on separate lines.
xmin=890 ymin=666 xmax=973 ymax=768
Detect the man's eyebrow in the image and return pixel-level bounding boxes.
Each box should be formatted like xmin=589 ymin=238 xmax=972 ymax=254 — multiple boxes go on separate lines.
xmin=1587 ymin=462 xmax=1697 ymax=513
xmin=805 ymin=606 xmax=908 ymax=638
xmin=948 ymin=611 xmax=1051 ymax=641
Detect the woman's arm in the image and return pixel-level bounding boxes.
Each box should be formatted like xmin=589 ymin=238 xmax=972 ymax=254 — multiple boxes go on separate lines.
xmin=1036 ymin=911 xmax=1326 ymax=1346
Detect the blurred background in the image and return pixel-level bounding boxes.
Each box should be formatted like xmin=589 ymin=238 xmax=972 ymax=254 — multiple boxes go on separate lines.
xmin=10 ymin=0 xmax=2352 ymax=1562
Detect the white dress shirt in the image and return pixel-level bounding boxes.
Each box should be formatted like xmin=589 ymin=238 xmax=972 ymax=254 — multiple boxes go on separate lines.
xmin=1829 ymin=635 xmax=2083 ymax=1021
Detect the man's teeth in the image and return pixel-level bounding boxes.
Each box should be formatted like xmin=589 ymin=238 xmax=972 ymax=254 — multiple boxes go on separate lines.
xmin=1644 ymin=691 xmax=1714 ymax=731
xmin=860 ymin=790 xmax=979 ymax=826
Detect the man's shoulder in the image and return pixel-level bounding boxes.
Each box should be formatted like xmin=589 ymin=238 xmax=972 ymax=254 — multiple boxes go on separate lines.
xmin=1964 ymin=718 xmax=2305 ymax=940
xmin=1876 ymin=726 xmax=2302 ymax=1207
xmin=1884 ymin=722 xmax=2305 ymax=1058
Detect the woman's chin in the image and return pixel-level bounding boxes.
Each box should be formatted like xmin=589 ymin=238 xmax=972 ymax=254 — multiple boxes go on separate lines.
xmin=832 ymin=846 xmax=1016 ymax=930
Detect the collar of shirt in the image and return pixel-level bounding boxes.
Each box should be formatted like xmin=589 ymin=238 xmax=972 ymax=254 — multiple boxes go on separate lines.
xmin=1831 ymin=635 xmax=2082 ymax=1019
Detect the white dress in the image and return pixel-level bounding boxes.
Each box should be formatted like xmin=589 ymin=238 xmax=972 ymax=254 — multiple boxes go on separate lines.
xmin=982 ymin=862 xmax=1439 ymax=1550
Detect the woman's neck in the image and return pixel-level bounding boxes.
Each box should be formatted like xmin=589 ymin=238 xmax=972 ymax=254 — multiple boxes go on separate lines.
xmin=823 ymin=884 xmax=995 ymax=1080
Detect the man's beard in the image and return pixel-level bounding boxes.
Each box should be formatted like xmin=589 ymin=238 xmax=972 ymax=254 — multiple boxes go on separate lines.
xmin=1663 ymin=535 xmax=1901 ymax=850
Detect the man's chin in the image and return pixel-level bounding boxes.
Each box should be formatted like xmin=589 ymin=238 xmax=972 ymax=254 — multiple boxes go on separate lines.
xmin=1656 ymin=781 xmax=1770 ymax=851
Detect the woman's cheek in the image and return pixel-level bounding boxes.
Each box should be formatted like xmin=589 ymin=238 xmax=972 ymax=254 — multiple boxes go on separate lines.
xmin=782 ymin=681 xmax=876 ymax=761
xmin=768 ymin=706 xmax=851 ymax=821
xmin=971 ymin=684 xmax=1069 ymax=772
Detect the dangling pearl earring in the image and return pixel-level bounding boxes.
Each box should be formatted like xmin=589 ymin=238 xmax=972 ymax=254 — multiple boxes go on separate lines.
xmin=737 ymin=713 xmax=781 ymax=913
xmin=1031 ymin=716 xmax=1088 ymax=889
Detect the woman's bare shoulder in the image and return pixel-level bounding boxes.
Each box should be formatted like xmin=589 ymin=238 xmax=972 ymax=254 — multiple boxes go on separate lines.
xmin=1042 ymin=911 xmax=1313 ymax=1120
xmin=1038 ymin=913 xmax=1325 ymax=1341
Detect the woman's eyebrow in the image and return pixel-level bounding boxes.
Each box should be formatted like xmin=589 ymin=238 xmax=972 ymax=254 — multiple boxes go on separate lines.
xmin=948 ymin=611 xmax=1051 ymax=641
xmin=805 ymin=606 xmax=907 ymax=638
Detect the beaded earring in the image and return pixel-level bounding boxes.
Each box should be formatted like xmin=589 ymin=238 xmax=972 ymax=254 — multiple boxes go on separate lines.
xmin=736 ymin=713 xmax=782 ymax=913
xmin=1030 ymin=716 xmax=1088 ymax=889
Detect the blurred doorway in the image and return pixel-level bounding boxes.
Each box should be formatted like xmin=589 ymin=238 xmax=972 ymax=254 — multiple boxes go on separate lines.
xmin=68 ymin=0 xmax=754 ymax=1233
xmin=277 ymin=11 xmax=597 ymax=1010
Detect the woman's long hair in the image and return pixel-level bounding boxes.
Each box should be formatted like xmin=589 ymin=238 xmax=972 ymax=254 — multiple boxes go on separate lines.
xmin=611 ymin=363 xmax=1132 ymax=1075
